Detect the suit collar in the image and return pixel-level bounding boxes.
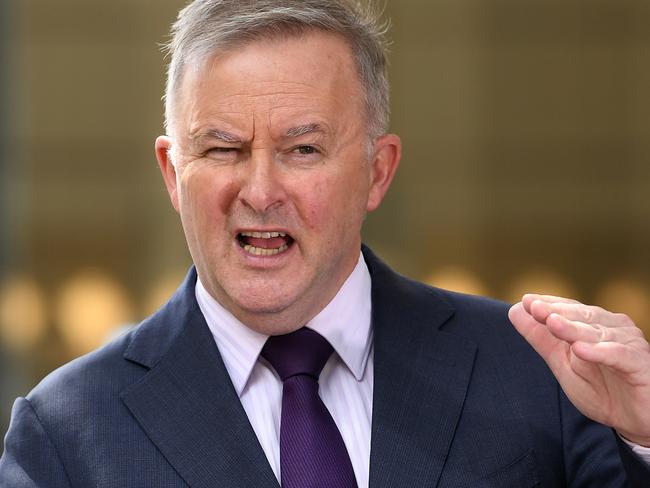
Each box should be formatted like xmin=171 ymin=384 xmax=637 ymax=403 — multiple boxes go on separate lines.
xmin=121 ymin=268 xmax=279 ymax=488
xmin=363 ymin=246 xmax=478 ymax=488
xmin=122 ymin=268 xmax=200 ymax=369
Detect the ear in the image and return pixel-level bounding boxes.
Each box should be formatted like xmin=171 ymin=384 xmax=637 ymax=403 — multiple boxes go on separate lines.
xmin=366 ymin=133 xmax=401 ymax=212
xmin=155 ymin=135 xmax=180 ymax=212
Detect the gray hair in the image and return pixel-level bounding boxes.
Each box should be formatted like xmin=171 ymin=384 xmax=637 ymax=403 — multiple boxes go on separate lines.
xmin=163 ymin=0 xmax=390 ymax=140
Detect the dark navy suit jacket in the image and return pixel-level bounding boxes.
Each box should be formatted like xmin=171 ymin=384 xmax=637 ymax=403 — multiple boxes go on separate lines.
xmin=1 ymin=247 xmax=648 ymax=487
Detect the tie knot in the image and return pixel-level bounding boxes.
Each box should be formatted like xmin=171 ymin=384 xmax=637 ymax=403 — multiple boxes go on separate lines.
xmin=261 ymin=328 xmax=333 ymax=381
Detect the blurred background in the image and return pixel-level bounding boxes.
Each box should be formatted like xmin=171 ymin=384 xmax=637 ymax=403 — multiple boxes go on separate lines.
xmin=1 ymin=0 xmax=649 ymax=443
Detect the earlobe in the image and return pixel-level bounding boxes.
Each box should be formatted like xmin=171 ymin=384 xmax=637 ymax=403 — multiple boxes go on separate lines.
xmin=155 ymin=136 xmax=180 ymax=212
xmin=366 ymin=134 xmax=401 ymax=212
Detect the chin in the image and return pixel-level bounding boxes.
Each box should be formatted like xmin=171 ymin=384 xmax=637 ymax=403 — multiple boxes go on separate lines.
xmin=236 ymin=298 xmax=291 ymax=316
xmin=228 ymin=286 xmax=315 ymax=332
xmin=230 ymin=287 xmax=297 ymax=315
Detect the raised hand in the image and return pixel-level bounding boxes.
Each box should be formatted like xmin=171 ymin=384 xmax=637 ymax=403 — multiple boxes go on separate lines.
xmin=509 ymin=294 xmax=650 ymax=446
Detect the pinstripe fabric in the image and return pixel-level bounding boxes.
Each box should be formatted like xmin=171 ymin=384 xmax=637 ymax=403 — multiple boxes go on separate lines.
xmin=196 ymin=253 xmax=373 ymax=488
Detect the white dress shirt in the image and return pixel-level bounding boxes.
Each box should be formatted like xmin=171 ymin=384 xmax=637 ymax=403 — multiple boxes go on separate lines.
xmin=196 ymin=253 xmax=373 ymax=488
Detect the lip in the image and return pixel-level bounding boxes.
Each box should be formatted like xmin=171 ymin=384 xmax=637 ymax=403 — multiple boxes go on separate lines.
xmin=234 ymin=238 xmax=297 ymax=268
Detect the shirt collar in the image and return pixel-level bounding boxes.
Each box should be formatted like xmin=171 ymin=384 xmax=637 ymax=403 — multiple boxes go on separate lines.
xmin=195 ymin=252 xmax=373 ymax=396
xmin=306 ymin=253 xmax=372 ymax=382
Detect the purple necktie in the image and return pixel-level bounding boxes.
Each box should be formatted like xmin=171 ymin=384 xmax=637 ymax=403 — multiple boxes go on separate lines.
xmin=262 ymin=328 xmax=358 ymax=488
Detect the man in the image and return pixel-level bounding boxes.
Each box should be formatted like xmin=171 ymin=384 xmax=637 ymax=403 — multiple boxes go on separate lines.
xmin=1 ymin=0 xmax=649 ymax=486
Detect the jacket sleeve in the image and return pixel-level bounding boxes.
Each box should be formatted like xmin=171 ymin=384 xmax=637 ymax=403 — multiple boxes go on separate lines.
xmin=0 ymin=397 xmax=72 ymax=487
xmin=560 ymin=388 xmax=650 ymax=487
xmin=616 ymin=436 xmax=650 ymax=487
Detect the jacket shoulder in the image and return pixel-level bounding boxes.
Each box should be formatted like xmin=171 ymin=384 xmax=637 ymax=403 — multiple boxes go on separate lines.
xmin=25 ymin=269 xmax=198 ymax=419
xmin=26 ymin=326 xmax=144 ymax=415
xmin=423 ymin=283 xmax=533 ymax=354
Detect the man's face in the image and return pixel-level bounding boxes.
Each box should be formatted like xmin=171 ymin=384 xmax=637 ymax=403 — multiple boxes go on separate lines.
xmin=156 ymin=30 xmax=400 ymax=334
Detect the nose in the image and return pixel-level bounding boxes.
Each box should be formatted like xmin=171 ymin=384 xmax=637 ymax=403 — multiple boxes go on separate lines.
xmin=237 ymin=150 xmax=287 ymax=213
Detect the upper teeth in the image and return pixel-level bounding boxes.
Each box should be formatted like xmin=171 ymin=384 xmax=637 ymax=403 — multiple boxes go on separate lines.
xmin=240 ymin=231 xmax=287 ymax=238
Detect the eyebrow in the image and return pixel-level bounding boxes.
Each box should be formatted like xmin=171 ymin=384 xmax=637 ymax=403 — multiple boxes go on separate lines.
xmin=285 ymin=123 xmax=328 ymax=138
xmin=193 ymin=128 xmax=242 ymax=144
xmin=190 ymin=123 xmax=328 ymax=146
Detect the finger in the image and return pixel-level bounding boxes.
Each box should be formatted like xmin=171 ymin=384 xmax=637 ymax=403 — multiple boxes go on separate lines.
xmin=571 ymin=341 xmax=650 ymax=375
xmin=545 ymin=313 xmax=602 ymax=343
xmin=567 ymin=347 xmax=600 ymax=384
xmin=508 ymin=302 xmax=541 ymax=338
xmin=528 ymin=300 xmax=602 ymax=326
xmin=545 ymin=313 xmax=642 ymax=345
xmin=546 ymin=313 xmax=639 ymax=344
xmin=531 ymin=301 xmax=634 ymax=329
xmin=526 ymin=299 xmax=591 ymax=326
xmin=509 ymin=303 xmax=569 ymax=365
xmin=510 ymin=304 xmax=589 ymax=388
xmin=522 ymin=294 xmax=580 ymax=315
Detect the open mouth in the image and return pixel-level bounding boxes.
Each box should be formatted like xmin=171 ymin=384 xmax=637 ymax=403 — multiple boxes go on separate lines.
xmin=236 ymin=231 xmax=295 ymax=256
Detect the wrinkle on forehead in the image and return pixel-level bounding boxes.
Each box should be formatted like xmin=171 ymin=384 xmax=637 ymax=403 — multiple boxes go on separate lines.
xmin=194 ymin=84 xmax=336 ymax=113
xmin=187 ymin=93 xmax=340 ymax=140
xmin=175 ymin=31 xmax=366 ymax=148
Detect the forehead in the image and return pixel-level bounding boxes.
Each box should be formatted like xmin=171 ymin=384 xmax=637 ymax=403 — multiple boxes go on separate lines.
xmin=176 ymin=30 xmax=365 ymax=135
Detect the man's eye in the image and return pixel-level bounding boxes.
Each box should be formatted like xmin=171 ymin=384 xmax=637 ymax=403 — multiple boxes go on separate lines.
xmin=294 ymin=146 xmax=318 ymax=155
xmin=208 ymin=147 xmax=237 ymax=154
xmin=204 ymin=147 xmax=240 ymax=161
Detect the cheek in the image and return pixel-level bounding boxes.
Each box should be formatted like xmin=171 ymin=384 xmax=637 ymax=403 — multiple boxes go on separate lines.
xmin=298 ymin=170 xmax=368 ymax=235
xmin=304 ymin=181 xmax=328 ymax=226
xmin=179 ymin=167 xmax=239 ymax=232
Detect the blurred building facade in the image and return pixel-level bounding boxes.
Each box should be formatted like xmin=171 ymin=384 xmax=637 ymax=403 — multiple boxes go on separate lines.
xmin=1 ymin=0 xmax=649 ymax=443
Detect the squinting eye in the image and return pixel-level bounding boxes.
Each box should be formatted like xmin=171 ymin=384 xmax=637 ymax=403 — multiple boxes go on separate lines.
xmin=204 ymin=147 xmax=240 ymax=161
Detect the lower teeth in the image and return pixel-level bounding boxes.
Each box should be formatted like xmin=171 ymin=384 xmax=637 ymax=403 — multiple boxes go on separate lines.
xmin=243 ymin=244 xmax=289 ymax=256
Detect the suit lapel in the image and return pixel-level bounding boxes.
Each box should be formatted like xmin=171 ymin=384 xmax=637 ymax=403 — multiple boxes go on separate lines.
xmin=120 ymin=269 xmax=278 ymax=488
xmin=364 ymin=248 xmax=478 ymax=488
